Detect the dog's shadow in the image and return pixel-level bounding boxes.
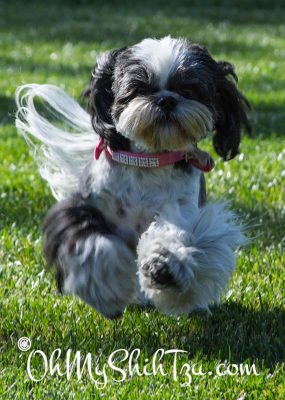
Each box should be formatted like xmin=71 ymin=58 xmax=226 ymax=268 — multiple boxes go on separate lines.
xmin=118 ymin=301 xmax=285 ymax=371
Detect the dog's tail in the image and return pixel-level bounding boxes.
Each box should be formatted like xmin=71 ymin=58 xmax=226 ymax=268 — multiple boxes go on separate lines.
xmin=15 ymin=84 xmax=97 ymax=201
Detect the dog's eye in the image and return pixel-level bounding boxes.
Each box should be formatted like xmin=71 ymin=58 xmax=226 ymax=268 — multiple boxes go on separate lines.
xmin=181 ymin=89 xmax=196 ymax=99
xmin=136 ymin=86 xmax=148 ymax=95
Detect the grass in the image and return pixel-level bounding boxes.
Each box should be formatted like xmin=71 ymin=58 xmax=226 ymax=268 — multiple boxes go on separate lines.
xmin=0 ymin=0 xmax=285 ymax=398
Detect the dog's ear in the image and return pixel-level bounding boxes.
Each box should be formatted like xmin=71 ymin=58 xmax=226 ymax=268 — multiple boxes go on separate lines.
xmin=213 ymin=61 xmax=251 ymax=161
xmin=82 ymin=47 xmax=130 ymax=151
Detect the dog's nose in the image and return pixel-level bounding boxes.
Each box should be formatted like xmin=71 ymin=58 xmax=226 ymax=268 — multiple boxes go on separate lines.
xmin=157 ymin=96 xmax=178 ymax=111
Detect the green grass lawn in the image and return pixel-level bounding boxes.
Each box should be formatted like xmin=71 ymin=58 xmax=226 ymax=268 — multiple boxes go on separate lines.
xmin=0 ymin=0 xmax=285 ymax=398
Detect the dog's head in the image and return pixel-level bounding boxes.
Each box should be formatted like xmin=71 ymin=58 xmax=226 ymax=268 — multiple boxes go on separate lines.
xmin=83 ymin=37 xmax=250 ymax=160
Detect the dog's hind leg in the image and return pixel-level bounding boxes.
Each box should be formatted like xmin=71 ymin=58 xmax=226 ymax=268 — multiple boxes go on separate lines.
xmin=43 ymin=192 xmax=137 ymax=320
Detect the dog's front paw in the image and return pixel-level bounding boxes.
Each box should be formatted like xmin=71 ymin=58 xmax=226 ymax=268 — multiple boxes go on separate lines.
xmin=143 ymin=249 xmax=176 ymax=287
xmin=139 ymin=245 xmax=188 ymax=292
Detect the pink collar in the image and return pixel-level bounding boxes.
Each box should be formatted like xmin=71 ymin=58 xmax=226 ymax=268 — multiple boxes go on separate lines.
xmin=95 ymin=138 xmax=213 ymax=172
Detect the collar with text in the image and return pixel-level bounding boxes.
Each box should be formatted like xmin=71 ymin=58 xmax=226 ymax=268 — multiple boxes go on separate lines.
xmin=95 ymin=138 xmax=214 ymax=172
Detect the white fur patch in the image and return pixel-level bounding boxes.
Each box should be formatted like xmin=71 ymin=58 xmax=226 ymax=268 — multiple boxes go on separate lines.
xmin=133 ymin=36 xmax=188 ymax=89
xmin=15 ymin=84 xmax=97 ymax=200
xmin=116 ymin=93 xmax=214 ymax=151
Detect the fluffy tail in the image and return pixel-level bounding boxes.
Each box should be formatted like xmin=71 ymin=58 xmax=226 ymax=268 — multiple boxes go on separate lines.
xmin=15 ymin=84 xmax=97 ymax=201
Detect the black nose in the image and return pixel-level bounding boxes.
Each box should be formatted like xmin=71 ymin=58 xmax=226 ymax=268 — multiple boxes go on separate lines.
xmin=157 ymin=96 xmax=178 ymax=111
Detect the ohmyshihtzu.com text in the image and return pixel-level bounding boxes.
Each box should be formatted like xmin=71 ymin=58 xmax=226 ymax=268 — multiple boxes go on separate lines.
xmin=23 ymin=345 xmax=260 ymax=388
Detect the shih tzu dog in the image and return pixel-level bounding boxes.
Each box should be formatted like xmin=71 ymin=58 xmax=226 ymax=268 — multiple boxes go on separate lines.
xmin=16 ymin=36 xmax=250 ymax=320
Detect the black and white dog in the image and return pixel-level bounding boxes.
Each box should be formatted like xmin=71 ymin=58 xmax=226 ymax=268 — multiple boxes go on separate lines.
xmin=16 ymin=36 xmax=250 ymax=320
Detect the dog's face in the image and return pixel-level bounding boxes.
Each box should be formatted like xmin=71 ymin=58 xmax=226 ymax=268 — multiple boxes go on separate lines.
xmin=84 ymin=37 xmax=250 ymax=160
xmin=111 ymin=38 xmax=215 ymax=152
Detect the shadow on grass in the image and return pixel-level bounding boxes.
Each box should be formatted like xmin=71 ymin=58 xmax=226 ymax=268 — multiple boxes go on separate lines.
xmin=119 ymin=301 xmax=285 ymax=371
xmin=1 ymin=0 xmax=284 ymax=55
xmin=2 ymin=0 xmax=285 ymax=46
xmin=191 ymin=301 xmax=285 ymax=369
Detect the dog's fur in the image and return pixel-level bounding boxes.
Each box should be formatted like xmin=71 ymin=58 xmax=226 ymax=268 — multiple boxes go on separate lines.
xmin=16 ymin=37 xmax=250 ymax=319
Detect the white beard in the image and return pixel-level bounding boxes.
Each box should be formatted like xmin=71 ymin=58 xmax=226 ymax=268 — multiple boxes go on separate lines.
xmin=116 ymin=95 xmax=213 ymax=151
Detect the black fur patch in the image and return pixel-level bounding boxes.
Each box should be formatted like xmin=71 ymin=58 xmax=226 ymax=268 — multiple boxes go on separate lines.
xmin=170 ymin=44 xmax=251 ymax=161
xmin=174 ymin=159 xmax=194 ymax=172
xmin=82 ymin=49 xmax=131 ymax=152
xmin=213 ymin=60 xmax=251 ymax=160
xmin=115 ymin=198 xmax=126 ymax=218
